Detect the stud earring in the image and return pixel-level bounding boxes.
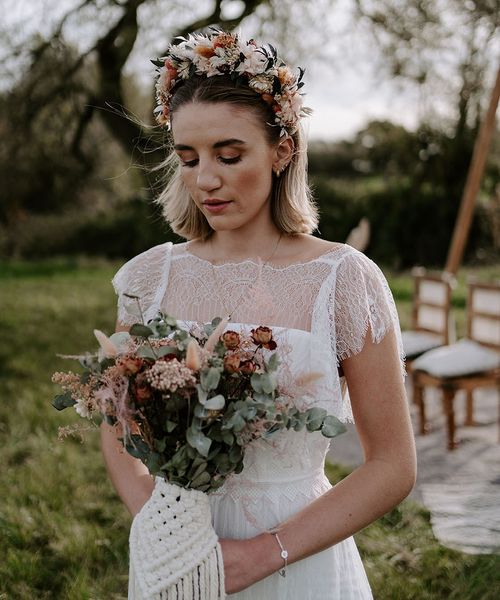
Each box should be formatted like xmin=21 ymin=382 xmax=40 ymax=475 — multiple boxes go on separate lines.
xmin=274 ymin=168 xmax=281 ymax=177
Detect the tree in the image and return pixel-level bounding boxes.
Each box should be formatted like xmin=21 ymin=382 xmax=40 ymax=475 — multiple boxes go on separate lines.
xmin=0 ymin=0 xmax=337 ymax=257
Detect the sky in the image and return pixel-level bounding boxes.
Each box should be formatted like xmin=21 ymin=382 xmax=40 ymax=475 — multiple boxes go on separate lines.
xmin=1 ymin=0 xmax=464 ymax=142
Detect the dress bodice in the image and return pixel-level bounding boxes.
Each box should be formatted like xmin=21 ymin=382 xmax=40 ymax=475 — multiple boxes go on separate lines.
xmin=112 ymin=240 xmax=404 ymax=425
xmin=119 ymin=242 xmax=395 ymax=599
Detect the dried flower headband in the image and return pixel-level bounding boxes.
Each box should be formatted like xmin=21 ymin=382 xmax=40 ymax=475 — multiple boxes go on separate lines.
xmin=152 ymin=28 xmax=311 ymax=136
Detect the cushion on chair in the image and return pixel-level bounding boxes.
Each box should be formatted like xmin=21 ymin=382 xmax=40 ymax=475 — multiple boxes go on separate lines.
xmin=402 ymin=330 xmax=444 ymax=359
xmin=412 ymin=339 xmax=500 ymax=378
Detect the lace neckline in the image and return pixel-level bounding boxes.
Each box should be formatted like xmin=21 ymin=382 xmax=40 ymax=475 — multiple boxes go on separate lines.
xmin=176 ymin=241 xmax=348 ymax=271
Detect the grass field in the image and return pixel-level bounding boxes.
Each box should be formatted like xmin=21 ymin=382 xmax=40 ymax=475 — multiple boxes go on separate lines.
xmin=1 ymin=258 xmax=499 ymax=599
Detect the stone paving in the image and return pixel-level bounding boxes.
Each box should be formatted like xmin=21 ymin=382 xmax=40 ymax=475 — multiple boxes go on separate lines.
xmin=326 ymin=384 xmax=500 ymax=553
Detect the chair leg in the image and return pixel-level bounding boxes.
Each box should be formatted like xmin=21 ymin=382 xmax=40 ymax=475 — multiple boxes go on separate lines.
xmin=442 ymin=388 xmax=458 ymax=450
xmin=464 ymin=390 xmax=475 ymax=426
xmin=498 ymin=387 xmax=500 ymax=444
xmin=413 ymin=381 xmax=427 ymax=435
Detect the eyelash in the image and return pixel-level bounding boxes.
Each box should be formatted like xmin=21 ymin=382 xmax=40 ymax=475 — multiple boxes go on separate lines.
xmin=181 ymin=156 xmax=241 ymax=168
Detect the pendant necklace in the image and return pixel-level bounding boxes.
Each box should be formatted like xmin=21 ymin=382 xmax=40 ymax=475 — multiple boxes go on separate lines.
xmin=208 ymin=233 xmax=282 ymax=322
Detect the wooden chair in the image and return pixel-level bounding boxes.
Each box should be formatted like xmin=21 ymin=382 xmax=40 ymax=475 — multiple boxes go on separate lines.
xmin=412 ymin=280 xmax=500 ymax=450
xmin=402 ymin=268 xmax=456 ymax=369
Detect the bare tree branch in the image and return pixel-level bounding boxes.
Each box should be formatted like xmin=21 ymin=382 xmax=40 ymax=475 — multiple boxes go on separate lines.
xmin=174 ymin=0 xmax=267 ymax=38
xmin=30 ymin=0 xmax=97 ymax=62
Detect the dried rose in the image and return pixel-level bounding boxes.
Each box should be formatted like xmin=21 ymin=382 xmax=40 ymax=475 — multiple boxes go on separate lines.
xmin=221 ymin=331 xmax=241 ymax=350
xmin=224 ymin=354 xmax=241 ymax=374
xmin=240 ymin=360 xmax=256 ymax=375
xmin=251 ymin=326 xmax=277 ymax=350
xmin=133 ymin=373 xmax=152 ymax=403
xmin=116 ymin=355 xmax=143 ymax=376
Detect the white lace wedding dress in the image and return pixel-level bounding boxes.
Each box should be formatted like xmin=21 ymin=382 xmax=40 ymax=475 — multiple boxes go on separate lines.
xmin=112 ymin=241 xmax=404 ymax=599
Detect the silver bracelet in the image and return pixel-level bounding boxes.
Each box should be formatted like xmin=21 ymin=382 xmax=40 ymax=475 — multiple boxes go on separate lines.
xmin=268 ymin=528 xmax=288 ymax=577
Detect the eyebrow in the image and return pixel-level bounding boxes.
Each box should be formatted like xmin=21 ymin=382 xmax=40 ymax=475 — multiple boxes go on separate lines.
xmin=174 ymin=138 xmax=246 ymax=151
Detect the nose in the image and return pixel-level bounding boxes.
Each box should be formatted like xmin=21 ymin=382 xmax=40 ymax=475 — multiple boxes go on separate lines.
xmin=196 ymin=159 xmax=222 ymax=192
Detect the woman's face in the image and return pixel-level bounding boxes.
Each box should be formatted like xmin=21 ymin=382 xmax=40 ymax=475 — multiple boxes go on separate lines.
xmin=171 ymin=101 xmax=280 ymax=234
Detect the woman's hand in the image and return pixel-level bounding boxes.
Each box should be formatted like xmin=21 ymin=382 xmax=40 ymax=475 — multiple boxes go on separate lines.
xmin=218 ymin=533 xmax=281 ymax=594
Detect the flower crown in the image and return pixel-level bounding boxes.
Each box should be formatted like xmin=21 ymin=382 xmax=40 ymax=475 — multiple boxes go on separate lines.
xmin=152 ymin=29 xmax=311 ymax=136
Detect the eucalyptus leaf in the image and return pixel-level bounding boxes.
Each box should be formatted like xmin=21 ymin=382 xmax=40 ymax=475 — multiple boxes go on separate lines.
xmin=185 ymin=444 xmax=198 ymax=459
xmin=195 ymin=483 xmax=211 ymax=492
xmin=165 ymin=420 xmax=177 ymax=433
xmin=129 ymin=324 xmax=154 ymax=338
xmin=207 ymin=442 xmax=221 ymax=460
xmin=306 ymin=407 xmax=327 ymax=424
xmin=223 ymin=412 xmax=246 ymax=432
xmin=145 ymin=453 xmax=162 ymax=474
xmin=52 ymin=392 xmax=76 ymax=411
xmin=137 ymin=345 xmax=157 ymax=359
xmin=109 ymin=331 xmax=132 ymax=351
xmin=200 ymin=367 xmax=221 ymax=391
xmin=221 ymin=430 xmax=234 ymax=445
xmin=157 ymin=345 xmax=178 ymax=357
xmin=250 ymin=373 xmax=264 ymax=393
xmin=261 ymin=372 xmax=277 ymax=394
xmin=292 ymin=412 xmax=307 ymax=431
xmin=191 ymin=469 xmax=211 ymax=488
xmin=214 ymin=453 xmax=232 ymax=474
xmin=321 ymin=415 xmax=347 ymax=438
xmin=267 ymin=353 xmax=280 ymax=372
xmin=186 ymin=427 xmax=212 ymax=457
xmin=80 ymin=371 xmax=91 ymax=384
xmin=194 ymin=405 xmax=209 ymax=418
xmin=197 ymin=384 xmax=208 ymax=405
xmin=170 ymin=446 xmax=188 ymax=468
xmin=205 ymin=394 xmax=225 ymax=410
xmin=154 ymin=438 xmax=166 ymax=452
xmin=189 ymin=461 xmax=208 ymax=481
xmin=228 ymin=444 xmax=243 ymax=464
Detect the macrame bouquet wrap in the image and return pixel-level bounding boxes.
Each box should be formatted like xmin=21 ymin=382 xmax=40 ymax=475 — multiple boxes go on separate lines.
xmin=52 ymin=310 xmax=345 ymax=599
xmin=130 ymin=480 xmax=225 ymax=599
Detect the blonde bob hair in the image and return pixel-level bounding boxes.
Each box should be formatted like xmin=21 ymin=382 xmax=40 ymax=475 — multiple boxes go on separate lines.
xmin=155 ymin=75 xmax=318 ymax=240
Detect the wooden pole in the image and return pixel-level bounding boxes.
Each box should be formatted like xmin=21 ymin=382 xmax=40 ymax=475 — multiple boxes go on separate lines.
xmin=445 ymin=66 xmax=500 ymax=275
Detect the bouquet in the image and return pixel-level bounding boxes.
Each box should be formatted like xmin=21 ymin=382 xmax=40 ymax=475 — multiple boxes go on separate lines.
xmin=52 ymin=308 xmax=345 ymax=599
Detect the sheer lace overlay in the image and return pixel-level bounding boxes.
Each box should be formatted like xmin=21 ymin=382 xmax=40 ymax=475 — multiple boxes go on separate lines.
xmin=112 ymin=241 xmax=404 ymax=423
xmin=113 ymin=241 xmax=403 ymax=599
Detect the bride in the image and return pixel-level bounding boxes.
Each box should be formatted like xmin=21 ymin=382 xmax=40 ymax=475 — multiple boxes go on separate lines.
xmin=101 ymin=29 xmax=416 ymax=599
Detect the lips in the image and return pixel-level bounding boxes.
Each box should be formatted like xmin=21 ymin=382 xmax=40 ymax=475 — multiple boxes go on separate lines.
xmin=202 ymin=199 xmax=233 ymax=213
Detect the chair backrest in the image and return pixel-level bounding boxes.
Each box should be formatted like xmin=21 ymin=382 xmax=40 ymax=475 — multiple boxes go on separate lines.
xmin=467 ymin=280 xmax=500 ymax=351
xmin=411 ymin=267 xmax=455 ymax=344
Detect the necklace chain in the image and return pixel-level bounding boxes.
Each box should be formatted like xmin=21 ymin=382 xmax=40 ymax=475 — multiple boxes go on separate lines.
xmin=208 ymin=234 xmax=282 ymax=321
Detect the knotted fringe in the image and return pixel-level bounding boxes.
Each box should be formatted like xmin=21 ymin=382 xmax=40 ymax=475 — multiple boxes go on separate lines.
xmin=156 ymin=543 xmax=225 ymax=599
xmin=129 ymin=478 xmax=225 ymax=599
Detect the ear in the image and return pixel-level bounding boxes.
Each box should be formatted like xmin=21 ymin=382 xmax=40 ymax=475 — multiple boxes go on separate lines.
xmin=272 ymin=135 xmax=295 ymax=173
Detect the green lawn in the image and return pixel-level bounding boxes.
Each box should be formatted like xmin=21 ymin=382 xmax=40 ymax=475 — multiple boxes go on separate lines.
xmin=1 ymin=259 xmax=499 ymax=599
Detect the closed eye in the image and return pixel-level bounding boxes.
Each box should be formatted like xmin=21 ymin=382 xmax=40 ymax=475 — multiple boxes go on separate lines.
xmin=180 ymin=156 xmax=241 ymax=168
xmin=219 ymin=156 xmax=241 ymax=165
xmin=181 ymin=158 xmax=198 ymax=168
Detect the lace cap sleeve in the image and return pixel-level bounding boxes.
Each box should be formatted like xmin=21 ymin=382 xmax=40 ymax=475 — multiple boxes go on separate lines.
xmin=111 ymin=242 xmax=172 ymax=327
xmin=333 ymin=249 xmax=405 ymax=373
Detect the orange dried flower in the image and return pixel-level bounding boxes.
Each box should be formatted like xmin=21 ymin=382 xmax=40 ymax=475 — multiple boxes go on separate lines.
xmin=116 ymin=355 xmax=143 ymax=376
xmin=224 ymin=354 xmax=241 ymax=374
xmin=221 ymin=331 xmax=241 ymax=350
xmin=251 ymin=326 xmax=277 ymax=350
xmin=240 ymin=360 xmax=256 ymax=375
